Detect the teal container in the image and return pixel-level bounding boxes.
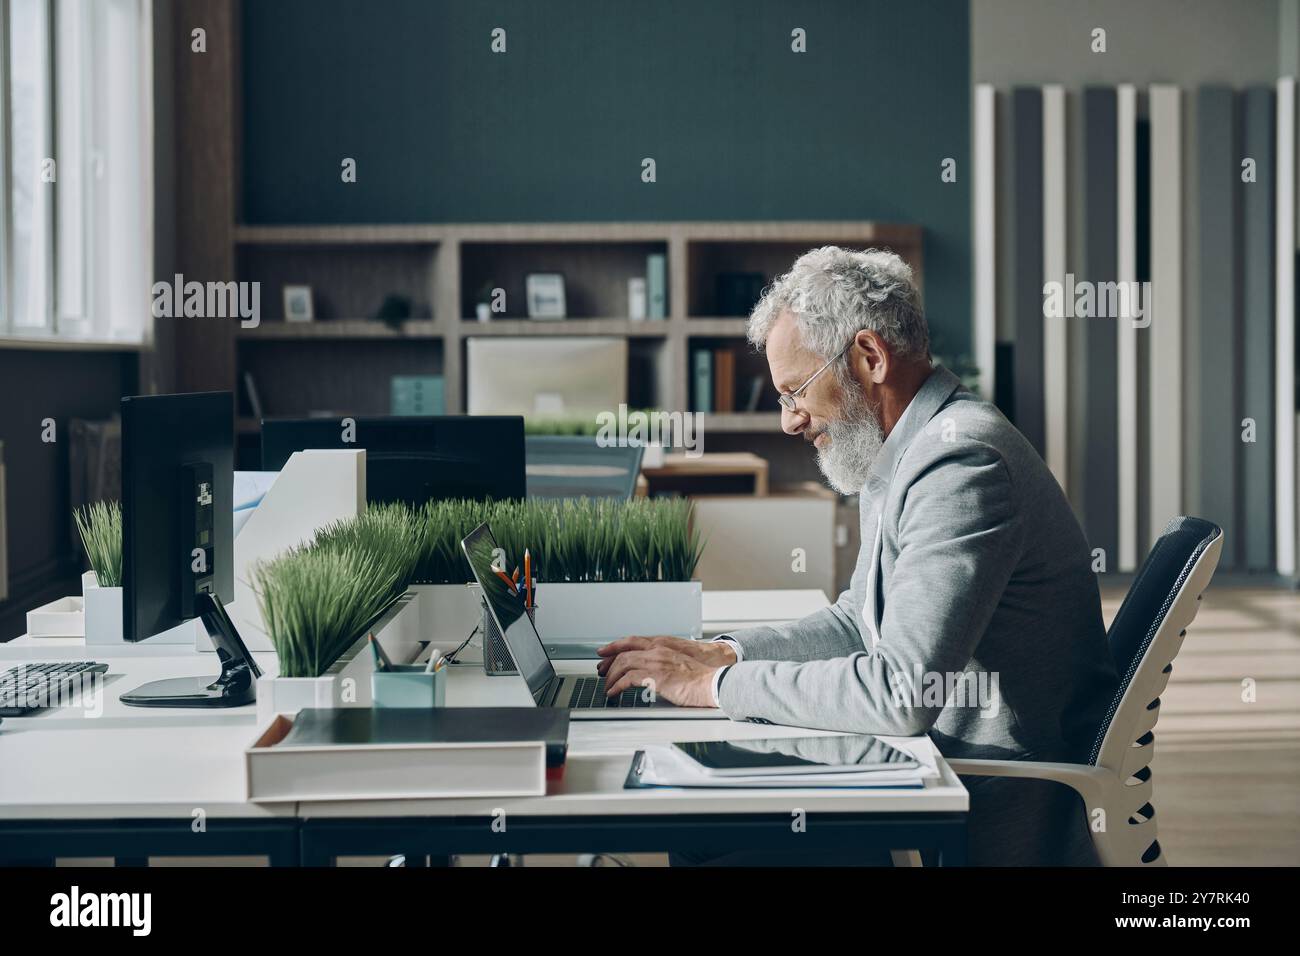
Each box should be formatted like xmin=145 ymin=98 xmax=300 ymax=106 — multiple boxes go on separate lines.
xmin=371 ymin=664 xmax=446 ymax=708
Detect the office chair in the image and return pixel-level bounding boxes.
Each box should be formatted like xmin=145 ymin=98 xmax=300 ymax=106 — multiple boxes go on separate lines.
xmin=524 ymin=435 xmax=644 ymax=500
xmin=948 ymin=516 xmax=1224 ymax=867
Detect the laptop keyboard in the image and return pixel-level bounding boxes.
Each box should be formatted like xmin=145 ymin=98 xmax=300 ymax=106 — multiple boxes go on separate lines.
xmin=568 ymin=676 xmax=661 ymax=709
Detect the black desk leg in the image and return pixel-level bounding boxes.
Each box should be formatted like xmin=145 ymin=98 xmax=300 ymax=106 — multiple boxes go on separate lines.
xmin=936 ymin=821 xmax=968 ymax=867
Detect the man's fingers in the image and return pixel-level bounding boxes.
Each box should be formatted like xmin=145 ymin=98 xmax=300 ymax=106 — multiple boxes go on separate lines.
xmin=606 ymin=669 xmax=648 ymax=697
xmin=602 ymin=651 xmax=641 ymax=689
xmin=596 ymin=636 xmax=651 ymax=657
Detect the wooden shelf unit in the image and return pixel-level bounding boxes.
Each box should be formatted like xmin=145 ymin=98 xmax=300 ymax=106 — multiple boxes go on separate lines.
xmin=225 ymin=221 xmax=922 ymax=429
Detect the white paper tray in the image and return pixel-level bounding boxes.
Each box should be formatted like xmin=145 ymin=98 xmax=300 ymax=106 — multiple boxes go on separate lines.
xmin=245 ymin=714 xmax=547 ymax=803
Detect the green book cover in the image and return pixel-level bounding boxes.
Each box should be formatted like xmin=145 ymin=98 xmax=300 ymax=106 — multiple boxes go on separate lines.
xmin=647 ymin=253 xmax=667 ymax=319
xmin=693 ymin=349 xmax=713 ymax=413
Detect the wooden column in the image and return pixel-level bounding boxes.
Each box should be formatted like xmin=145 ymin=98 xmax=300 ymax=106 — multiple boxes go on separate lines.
xmin=169 ymin=0 xmax=238 ymax=395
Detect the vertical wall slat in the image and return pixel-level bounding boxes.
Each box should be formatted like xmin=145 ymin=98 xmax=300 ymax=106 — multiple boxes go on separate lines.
xmin=1242 ymin=86 xmax=1276 ymax=571
xmin=1083 ymin=87 xmax=1119 ymax=566
xmin=974 ymin=84 xmax=997 ymax=403
xmin=1148 ymin=85 xmax=1183 ymax=549
xmin=1012 ymin=87 xmax=1045 ymax=456
xmin=1277 ymin=78 xmax=1298 ymax=577
xmin=1043 ymin=84 xmax=1069 ymax=489
xmin=1197 ymin=86 xmax=1240 ymax=567
xmin=1117 ymin=84 xmax=1139 ymax=571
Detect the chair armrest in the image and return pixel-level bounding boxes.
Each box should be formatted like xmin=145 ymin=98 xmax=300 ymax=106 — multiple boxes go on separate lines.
xmin=947 ymin=758 xmax=1113 ymax=807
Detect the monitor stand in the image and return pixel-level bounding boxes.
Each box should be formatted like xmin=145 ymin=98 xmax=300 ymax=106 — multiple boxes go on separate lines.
xmin=119 ymin=592 xmax=263 ymax=708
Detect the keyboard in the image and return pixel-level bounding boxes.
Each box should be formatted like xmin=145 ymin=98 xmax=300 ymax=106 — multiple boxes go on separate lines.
xmin=0 ymin=661 xmax=109 ymax=716
xmin=567 ymin=675 xmax=661 ymax=709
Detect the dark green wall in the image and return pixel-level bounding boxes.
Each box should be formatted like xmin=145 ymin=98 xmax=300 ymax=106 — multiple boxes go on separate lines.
xmin=242 ymin=0 xmax=971 ymax=350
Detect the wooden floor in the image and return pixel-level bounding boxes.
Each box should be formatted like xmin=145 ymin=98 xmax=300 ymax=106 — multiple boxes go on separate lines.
xmin=1099 ymin=585 xmax=1300 ymax=866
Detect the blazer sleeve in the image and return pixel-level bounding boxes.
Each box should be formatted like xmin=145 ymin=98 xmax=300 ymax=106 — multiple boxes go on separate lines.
xmin=716 ymin=443 xmax=1022 ymax=735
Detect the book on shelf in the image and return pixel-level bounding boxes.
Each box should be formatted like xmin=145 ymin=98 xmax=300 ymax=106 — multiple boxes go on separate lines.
xmin=693 ymin=348 xmax=713 ymax=413
xmin=628 ymin=276 xmax=648 ymax=320
xmin=242 ymin=371 xmax=263 ymax=421
xmin=713 ymin=347 xmax=736 ymax=413
xmin=647 ymin=253 xmax=667 ymax=319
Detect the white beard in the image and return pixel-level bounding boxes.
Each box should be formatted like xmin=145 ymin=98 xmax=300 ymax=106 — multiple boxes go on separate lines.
xmin=815 ymin=383 xmax=884 ymax=496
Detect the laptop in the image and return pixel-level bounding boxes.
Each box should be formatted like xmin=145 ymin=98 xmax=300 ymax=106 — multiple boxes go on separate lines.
xmin=460 ymin=523 xmax=725 ymax=720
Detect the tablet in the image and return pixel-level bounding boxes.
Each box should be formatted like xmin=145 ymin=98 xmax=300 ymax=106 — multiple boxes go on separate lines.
xmin=672 ymin=735 xmax=920 ymax=777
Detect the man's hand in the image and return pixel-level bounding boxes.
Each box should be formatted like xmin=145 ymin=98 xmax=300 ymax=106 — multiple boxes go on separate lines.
xmin=596 ymin=635 xmax=737 ymax=674
xmin=598 ymin=645 xmax=721 ymax=708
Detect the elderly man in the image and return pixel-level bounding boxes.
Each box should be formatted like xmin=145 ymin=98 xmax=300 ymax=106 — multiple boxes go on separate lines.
xmin=597 ymin=246 xmax=1118 ymax=866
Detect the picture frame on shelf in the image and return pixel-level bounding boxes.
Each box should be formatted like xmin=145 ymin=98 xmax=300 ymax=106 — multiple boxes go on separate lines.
xmin=525 ymin=273 xmax=566 ymax=320
xmin=283 ymin=285 xmax=315 ymax=322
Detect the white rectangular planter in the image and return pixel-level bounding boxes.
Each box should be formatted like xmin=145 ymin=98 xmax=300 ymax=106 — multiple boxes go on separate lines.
xmin=82 ymin=571 xmax=122 ymax=644
xmin=82 ymin=571 xmax=196 ymax=646
xmin=533 ymin=581 xmax=702 ymax=643
xmin=26 ymin=595 xmax=85 ymax=638
xmin=255 ymin=592 xmax=420 ymax=726
xmin=409 ymin=583 xmax=483 ymax=651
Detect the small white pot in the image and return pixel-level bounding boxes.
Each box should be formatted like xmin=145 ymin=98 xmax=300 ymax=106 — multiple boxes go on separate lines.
xmin=82 ymin=571 xmax=124 ymax=644
xmin=81 ymin=571 xmax=196 ymax=645
xmin=255 ymin=592 xmax=420 ymax=725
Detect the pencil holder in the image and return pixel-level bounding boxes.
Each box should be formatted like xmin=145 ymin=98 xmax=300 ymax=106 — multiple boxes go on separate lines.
xmin=482 ymin=598 xmax=518 ymax=676
xmin=371 ymin=664 xmax=446 ymax=708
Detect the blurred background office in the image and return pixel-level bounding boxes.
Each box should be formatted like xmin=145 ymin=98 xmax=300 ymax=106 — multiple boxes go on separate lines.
xmin=0 ymin=0 xmax=1295 ymax=863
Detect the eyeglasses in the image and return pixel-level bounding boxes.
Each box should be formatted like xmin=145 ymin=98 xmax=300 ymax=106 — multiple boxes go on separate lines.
xmin=777 ymin=340 xmax=853 ymax=412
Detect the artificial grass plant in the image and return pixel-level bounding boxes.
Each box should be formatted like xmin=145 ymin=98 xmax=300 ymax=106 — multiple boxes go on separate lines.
xmin=73 ymin=501 xmax=123 ymax=588
xmin=410 ymin=497 xmax=704 ymax=585
xmin=252 ymin=502 xmax=421 ymax=678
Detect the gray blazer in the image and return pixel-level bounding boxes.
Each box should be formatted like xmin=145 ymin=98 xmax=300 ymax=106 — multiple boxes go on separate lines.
xmin=716 ymin=366 xmax=1118 ymax=865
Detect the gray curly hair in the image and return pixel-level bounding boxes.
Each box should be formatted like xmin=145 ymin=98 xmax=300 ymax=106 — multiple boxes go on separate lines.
xmin=747 ymin=246 xmax=930 ymax=362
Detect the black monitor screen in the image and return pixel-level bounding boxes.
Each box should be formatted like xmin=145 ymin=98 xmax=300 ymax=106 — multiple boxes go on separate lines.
xmin=260 ymin=416 xmax=525 ymax=505
xmin=121 ymin=391 xmax=234 ymax=642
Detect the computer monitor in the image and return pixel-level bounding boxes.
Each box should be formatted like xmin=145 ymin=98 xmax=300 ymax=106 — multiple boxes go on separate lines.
xmin=260 ymin=415 xmax=525 ymax=505
xmin=466 ymin=337 xmax=627 ymax=418
xmin=119 ymin=391 xmax=261 ymax=707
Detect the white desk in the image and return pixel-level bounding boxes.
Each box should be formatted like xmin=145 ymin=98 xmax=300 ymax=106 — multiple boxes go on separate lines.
xmin=289 ymin=658 xmax=965 ymax=864
xmin=0 ymin=589 xmax=968 ymax=865
xmin=702 ymin=588 xmax=831 ymax=635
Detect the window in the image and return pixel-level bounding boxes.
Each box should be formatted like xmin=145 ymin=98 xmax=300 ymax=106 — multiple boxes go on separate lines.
xmin=0 ymin=0 xmax=151 ymax=343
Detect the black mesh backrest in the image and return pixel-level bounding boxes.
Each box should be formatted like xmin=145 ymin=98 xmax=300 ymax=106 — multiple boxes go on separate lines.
xmin=1087 ymin=516 xmax=1221 ymax=766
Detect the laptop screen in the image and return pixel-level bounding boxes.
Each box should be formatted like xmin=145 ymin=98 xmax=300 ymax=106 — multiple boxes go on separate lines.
xmin=460 ymin=523 xmax=556 ymax=703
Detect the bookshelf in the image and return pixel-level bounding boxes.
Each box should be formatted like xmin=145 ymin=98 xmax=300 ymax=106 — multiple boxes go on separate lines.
xmin=219 ymin=222 xmax=922 ymax=464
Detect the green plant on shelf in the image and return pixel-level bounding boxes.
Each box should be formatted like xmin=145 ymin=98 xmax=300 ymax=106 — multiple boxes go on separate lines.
xmin=73 ymin=501 xmax=122 ymax=588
